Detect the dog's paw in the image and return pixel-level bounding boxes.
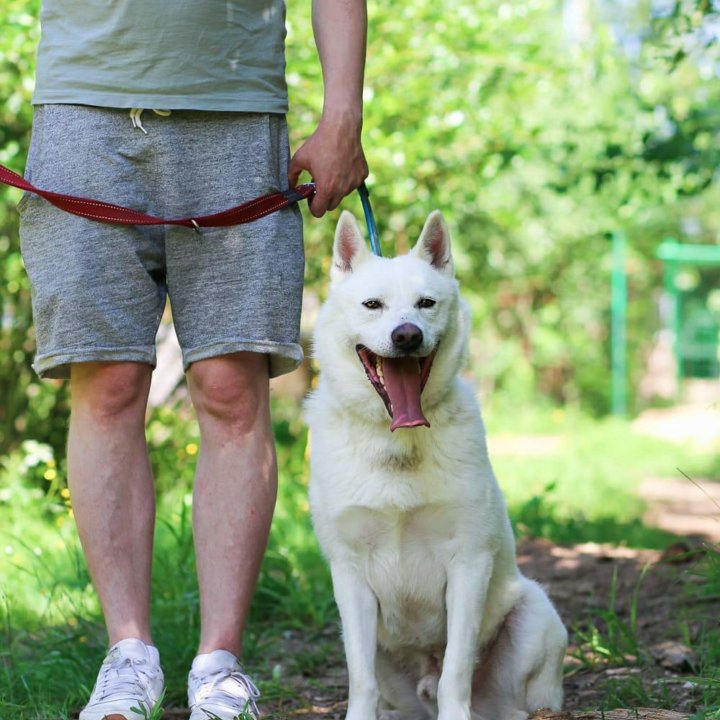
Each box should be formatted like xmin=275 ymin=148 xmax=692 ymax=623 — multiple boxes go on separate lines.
xmin=436 ymin=698 xmax=472 ymax=720
xmin=416 ymin=673 xmax=439 ymax=702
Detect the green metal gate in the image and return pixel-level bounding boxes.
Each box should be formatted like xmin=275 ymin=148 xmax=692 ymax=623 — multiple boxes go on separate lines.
xmin=656 ymin=239 xmax=720 ymax=381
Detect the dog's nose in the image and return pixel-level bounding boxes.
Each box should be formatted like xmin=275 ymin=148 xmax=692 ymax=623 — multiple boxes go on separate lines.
xmin=391 ymin=323 xmax=424 ymax=353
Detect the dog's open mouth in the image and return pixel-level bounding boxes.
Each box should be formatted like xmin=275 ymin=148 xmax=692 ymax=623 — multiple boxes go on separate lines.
xmin=356 ymin=345 xmax=436 ymax=431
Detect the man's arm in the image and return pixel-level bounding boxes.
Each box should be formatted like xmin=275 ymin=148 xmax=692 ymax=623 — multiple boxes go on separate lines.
xmin=288 ymin=0 xmax=369 ymax=218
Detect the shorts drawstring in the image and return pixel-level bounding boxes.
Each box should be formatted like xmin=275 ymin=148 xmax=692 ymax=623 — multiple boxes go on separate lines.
xmin=130 ymin=108 xmax=172 ymax=134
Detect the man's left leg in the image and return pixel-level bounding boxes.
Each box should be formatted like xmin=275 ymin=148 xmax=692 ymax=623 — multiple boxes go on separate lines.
xmin=186 ymin=351 xmax=276 ymax=719
xmin=158 ymin=110 xmax=304 ymax=719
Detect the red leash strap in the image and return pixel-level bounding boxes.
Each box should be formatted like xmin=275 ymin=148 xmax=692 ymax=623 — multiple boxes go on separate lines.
xmin=0 ymin=162 xmax=316 ymax=230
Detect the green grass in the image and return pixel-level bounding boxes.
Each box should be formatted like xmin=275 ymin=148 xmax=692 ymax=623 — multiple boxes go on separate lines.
xmin=0 ymin=401 xmax=717 ymax=718
xmin=0 ymin=398 xmax=328 ymax=718
xmin=487 ymin=409 xmax=716 ymax=548
xmin=686 ymin=546 xmax=720 ymax=719
xmin=570 ymin=564 xmax=648 ymax=671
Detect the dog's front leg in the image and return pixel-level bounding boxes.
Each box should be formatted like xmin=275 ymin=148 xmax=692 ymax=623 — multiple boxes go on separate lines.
xmin=331 ymin=562 xmax=380 ymax=720
xmin=437 ymin=554 xmax=493 ymax=720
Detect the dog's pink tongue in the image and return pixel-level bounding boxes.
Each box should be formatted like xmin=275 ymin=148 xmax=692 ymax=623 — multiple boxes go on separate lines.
xmin=382 ymin=357 xmax=430 ymax=431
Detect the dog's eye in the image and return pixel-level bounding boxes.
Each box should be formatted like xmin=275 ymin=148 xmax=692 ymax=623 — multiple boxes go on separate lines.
xmin=362 ymin=299 xmax=383 ymax=310
xmin=417 ymin=298 xmax=436 ymax=309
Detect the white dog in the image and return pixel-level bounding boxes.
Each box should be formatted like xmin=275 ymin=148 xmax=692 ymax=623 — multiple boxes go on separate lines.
xmin=305 ymin=211 xmax=567 ymax=720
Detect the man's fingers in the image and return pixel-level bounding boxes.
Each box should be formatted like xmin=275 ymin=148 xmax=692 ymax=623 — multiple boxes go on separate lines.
xmin=309 ymin=191 xmax=330 ymax=218
xmin=309 ymin=182 xmax=354 ymax=217
xmin=309 ymin=186 xmax=347 ymax=217
xmin=325 ymin=192 xmax=344 ymax=212
xmin=287 ymin=157 xmax=305 ymax=188
xmin=312 ymin=181 xmax=366 ymax=217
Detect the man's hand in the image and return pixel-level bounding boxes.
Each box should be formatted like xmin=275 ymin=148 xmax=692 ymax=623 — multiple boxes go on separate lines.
xmin=289 ymin=0 xmax=368 ymax=218
xmin=289 ymin=113 xmax=368 ymax=218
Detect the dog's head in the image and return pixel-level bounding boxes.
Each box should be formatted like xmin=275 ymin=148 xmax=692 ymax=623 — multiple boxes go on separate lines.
xmin=313 ymin=210 xmax=468 ymax=431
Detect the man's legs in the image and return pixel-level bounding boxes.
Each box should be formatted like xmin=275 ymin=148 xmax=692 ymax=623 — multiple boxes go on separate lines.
xmin=67 ymin=361 xmax=155 ymax=646
xmin=183 ymin=352 xmax=275 ymax=720
xmin=68 ymin=351 xmax=277 ymax=719
xmin=68 ymin=352 xmax=277 ymax=653
xmin=68 ymin=361 xmax=164 ymax=720
xmin=187 ymin=351 xmax=278 ymax=657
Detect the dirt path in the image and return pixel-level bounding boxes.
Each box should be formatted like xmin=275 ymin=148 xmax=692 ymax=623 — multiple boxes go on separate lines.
xmin=632 ymin=399 xmax=720 ymax=543
xmin=248 ymin=536 xmax=716 ymax=719
xmin=632 ymin=401 xmax=720 ymax=454
xmin=639 ymin=476 xmax=720 ymax=542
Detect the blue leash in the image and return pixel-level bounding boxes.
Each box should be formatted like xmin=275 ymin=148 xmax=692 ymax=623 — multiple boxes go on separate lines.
xmin=358 ymin=182 xmax=382 ymax=257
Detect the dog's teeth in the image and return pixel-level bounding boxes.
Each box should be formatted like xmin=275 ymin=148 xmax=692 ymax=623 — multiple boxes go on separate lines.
xmin=376 ymin=358 xmax=385 ymax=384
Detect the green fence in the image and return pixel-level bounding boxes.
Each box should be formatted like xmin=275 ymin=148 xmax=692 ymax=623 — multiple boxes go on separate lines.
xmin=657 ymin=239 xmax=720 ymax=381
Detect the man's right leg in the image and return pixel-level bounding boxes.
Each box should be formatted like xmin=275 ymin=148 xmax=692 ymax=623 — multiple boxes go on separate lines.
xmin=67 ymin=361 xmax=156 ymax=646
xmin=68 ymin=361 xmax=164 ymax=720
xmin=19 ymin=105 xmax=170 ymax=719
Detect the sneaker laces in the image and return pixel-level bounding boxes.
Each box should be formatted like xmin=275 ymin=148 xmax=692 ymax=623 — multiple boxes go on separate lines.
xmin=94 ymin=653 xmax=160 ymax=703
xmin=193 ymin=666 xmax=260 ymax=717
xmin=129 ymin=108 xmax=172 ymax=134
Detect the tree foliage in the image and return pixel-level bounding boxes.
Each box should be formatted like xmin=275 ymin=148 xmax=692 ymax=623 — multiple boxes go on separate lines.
xmin=0 ymin=0 xmax=718 ymax=458
xmin=289 ymin=0 xmax=720 ymax=411
xmin=1 ymin=0 xmax=69 ymax=458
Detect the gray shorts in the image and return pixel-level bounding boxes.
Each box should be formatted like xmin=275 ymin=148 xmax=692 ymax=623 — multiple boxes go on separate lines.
xmin=19 ymin=104 xmax=304 ymax=380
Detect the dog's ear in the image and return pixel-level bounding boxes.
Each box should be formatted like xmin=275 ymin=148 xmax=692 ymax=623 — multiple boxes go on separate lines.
xmin=331 ymin=211 xmax=370 ymax=284
xmin=413 ymin=211 xmax=454 ymax=275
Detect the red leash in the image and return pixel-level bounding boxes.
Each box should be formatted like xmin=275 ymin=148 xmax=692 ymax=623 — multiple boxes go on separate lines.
xmin=0 ymin=162 xmax=316 ymax=231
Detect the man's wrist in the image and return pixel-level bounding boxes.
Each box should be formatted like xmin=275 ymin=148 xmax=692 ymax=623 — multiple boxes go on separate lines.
xmin=320 ymin=102 xmax=363 ymax=134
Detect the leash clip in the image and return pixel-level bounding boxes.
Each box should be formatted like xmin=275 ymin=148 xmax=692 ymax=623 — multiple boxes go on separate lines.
xmin=189 ymin=219 xmax=203 ymax=235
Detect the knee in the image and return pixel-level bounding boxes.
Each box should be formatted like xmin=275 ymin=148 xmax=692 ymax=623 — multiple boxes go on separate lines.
xmin=70 ymin=362 xmax=152 ymax=421
xmin=189 ymin=353 xmax=269 ymax=433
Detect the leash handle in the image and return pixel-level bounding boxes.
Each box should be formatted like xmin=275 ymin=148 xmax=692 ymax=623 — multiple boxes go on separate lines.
xmin=358 ymin=182 xmax=382 ymax=257
xmin=0 ymin=162 xmax=316 ymax=230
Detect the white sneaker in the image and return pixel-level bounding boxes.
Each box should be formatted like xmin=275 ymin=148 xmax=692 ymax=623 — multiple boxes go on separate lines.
xmin=188 ymin=650 xmax=260 ymax=720
xmin=79 ymin=638 xmax=164 ymax=720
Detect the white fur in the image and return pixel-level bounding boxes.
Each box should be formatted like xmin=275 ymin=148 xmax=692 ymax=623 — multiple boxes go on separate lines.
xmin=306 ymin=211 xmax=568 ymax=720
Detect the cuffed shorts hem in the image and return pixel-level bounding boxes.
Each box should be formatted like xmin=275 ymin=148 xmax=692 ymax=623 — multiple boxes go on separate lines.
xmin=32 ymin=346 xmax=157 ymax=379
xmin=183 ymin=339 xmax=304 ymax=379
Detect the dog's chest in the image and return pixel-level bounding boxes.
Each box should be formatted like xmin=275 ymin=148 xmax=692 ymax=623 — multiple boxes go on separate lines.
xmin=336 ymin=503 xmax=461 ymax=648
